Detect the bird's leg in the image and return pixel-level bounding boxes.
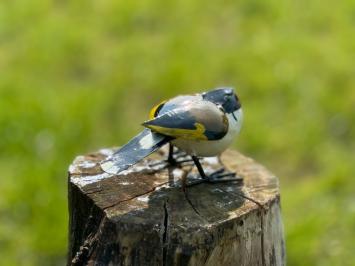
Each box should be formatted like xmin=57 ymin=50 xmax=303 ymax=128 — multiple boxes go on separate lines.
xmin=167 ymin=143 xmax=177 ymax=165
xmin=191 ymin=156 xmax=208 ymax=180
xmin=188 ymin=156 xmax=242 ymax=186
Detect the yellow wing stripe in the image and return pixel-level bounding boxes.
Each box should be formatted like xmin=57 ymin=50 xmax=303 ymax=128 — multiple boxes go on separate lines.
xmin=145 ymin=122 xmax=208 ymax=141
xmin=149 ymin=100 xmax=166 ymax=119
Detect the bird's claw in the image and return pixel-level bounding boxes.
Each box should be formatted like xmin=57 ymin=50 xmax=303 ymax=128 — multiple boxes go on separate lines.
xmin=185 ymin=169 xmax=243 ymax=187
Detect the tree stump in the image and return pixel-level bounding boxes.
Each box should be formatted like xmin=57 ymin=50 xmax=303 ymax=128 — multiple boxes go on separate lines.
xmin=68 ymin=147 xmax=285 ymax=266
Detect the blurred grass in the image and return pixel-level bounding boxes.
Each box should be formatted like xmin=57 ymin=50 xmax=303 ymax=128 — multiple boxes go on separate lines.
xmin=0 ymin=0 xmax=354 ymax=265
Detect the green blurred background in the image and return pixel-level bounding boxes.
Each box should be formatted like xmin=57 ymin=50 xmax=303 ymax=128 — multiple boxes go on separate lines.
xmin=0 ymin=0 xmax=354 ymax=265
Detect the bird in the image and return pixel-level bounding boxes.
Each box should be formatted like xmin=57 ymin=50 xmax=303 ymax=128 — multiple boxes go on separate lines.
xmin=100 ymin=87 xmax=243 ymax=184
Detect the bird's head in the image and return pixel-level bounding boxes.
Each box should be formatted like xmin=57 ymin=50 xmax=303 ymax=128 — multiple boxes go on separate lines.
xmin=202 ymin=87 xmax=241 ymax=114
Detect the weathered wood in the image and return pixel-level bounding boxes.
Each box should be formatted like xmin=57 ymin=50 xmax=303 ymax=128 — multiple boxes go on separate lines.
xmin=68 ymin=147 xmax=285 ymax=266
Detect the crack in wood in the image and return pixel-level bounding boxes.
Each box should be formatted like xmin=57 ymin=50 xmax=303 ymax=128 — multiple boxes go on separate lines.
xmin=219 ymin=188 xmax=263 ymax=208
xmin=71 ymin=204 xmax=96 ymax=265
xmin=183 ymin=188 xmax=201 ymax=216
xmin=219 ymin=188 xmax=266 ymax=266
xmin=71 ymin=216 xmax=107 ymax=265
xmin=86 ymin=188 xmax=104 ymax=195
xmin=260 ymin=208 xmax=266 ymax=266
xmin=102 ymin=181 xmax=169 ymax=210
xmin=162 ymin=200 xmax=169 ymax=266
xmin=180 ymin=166 xmax=204 ymax=218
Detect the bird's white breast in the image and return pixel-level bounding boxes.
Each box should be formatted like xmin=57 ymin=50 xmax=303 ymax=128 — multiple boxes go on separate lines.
xmin=172 ymin=108 xmax=243 ymax=157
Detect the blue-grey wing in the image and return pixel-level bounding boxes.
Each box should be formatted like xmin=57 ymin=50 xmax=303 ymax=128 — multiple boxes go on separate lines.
xmin=143 ymin=100 xmax=228 ymax=141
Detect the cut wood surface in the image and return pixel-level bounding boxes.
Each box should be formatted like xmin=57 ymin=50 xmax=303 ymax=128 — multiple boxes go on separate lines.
xmin=68 ymin=147 xmax=285 ymax=266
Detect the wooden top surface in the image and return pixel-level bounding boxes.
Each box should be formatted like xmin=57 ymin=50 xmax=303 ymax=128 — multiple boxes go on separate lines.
xmin=69 ymin=147 xmax=279 ymax=229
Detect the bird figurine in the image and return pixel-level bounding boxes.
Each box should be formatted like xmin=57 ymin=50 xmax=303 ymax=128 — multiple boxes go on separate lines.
xmin=100 ymin=87 xmax=243 ymax=184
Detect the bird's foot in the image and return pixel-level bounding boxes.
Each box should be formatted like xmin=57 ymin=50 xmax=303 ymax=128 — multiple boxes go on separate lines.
xmin=208 ymin=168 xmax=242 ymax=182
xmin=186 ymin=168 xmax=243 ymax=187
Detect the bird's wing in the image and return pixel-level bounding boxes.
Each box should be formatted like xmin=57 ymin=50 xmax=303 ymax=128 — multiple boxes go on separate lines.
xmin=143 ymin=101 xmax=228 ymax=141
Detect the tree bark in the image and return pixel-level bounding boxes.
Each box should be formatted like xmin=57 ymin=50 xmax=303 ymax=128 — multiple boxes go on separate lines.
xmin=68 ymin=148 xmax=285 ymax=266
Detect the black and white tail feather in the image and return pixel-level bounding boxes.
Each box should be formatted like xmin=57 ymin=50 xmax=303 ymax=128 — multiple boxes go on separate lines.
xmin=100 ymin=129 xmax=172 ymax=174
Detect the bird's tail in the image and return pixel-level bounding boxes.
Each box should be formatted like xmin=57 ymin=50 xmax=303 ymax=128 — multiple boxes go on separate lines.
xmin=100 ymin=128 xmax=171 ymax=175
